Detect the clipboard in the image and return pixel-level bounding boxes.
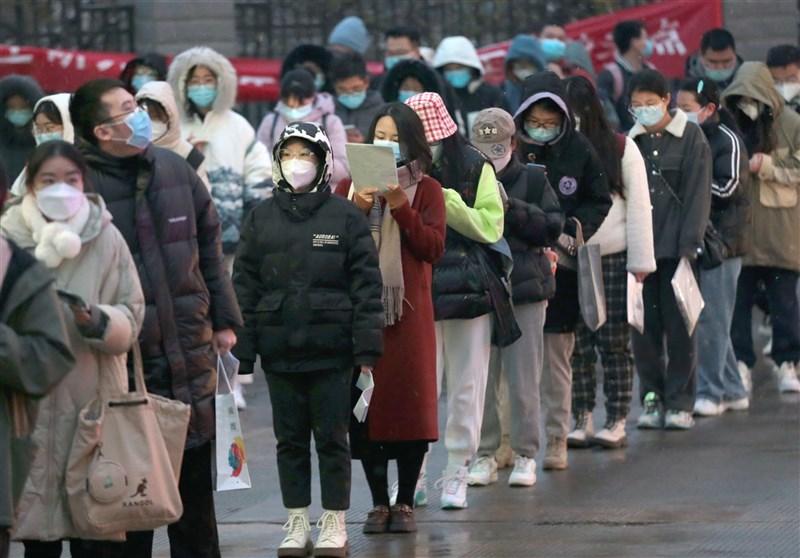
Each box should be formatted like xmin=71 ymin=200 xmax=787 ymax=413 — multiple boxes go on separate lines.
xmin=345 ymin=143 xmax=398 ymax=194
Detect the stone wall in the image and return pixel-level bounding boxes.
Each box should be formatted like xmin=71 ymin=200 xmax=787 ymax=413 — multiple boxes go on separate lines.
xmin=134 ymin=0 xmax=237 ymax=57
xmin=722 ymin=0 xmax=799 ymax=62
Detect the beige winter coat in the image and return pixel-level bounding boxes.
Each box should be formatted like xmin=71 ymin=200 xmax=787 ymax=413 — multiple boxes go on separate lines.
xmin=1 ymin=193 xmax=144 ymax=541
xmin=722 ymin=62 xmax=800 ymax=273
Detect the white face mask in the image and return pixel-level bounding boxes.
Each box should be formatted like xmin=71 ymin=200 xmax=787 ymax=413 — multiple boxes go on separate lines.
xmin=574 ymin=115 xmax=581 ymax=131
xmin=281 ymin=159 xmax=318 ymax=191
xmin=776 ymin=82 xmax=800 ymax=103
xmin=151 ymin=120 xmax=169 ymax=141
xmin=738 ymin=100 xmax=760 ymax=121
xmin=513 ymin=67 xmax=535 ymax=82
xmin=35 ymin=182 xmax=83 ymax=220
xmin=492 ymin=151 xmax=513 ymax=173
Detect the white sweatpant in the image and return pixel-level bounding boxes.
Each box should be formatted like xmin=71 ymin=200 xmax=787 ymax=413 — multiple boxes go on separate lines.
xmin=435 ymin=315 xmax=493 ymax=465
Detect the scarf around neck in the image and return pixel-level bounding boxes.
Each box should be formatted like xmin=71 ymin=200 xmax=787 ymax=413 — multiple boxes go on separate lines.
xmin=21 ymin=193 xmax=91 ymax=268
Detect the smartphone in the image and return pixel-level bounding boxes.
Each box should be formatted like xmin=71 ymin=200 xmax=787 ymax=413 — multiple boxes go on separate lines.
xmin=56 ymin=289 xmax=89 ymax=311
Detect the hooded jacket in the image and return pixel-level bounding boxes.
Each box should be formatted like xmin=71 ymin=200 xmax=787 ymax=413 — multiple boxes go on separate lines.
xmin=281 ymin=44 xmax=335 ymax=94
xmin=167 ymin=46 xmax=272 ymax=254
xmin=77 ymin=140 xmax=243 ymax=448
xmin=434 ymin=36 xmax=508 ymax=138
xmin=257 ymin=93 xmax=351 ymax=186
xmin=381 ymin=59 xmax=460 ymax=123
xmin=233 ymin=122 xmax=383 ymax=374
xmin=0 ymin=240 xmax=73 ymax=530
xmin=722 ymin=62 xmax=800 ymax=272
xmin=334 ymin=89 xmax=386 ymax=138
xmin=0 ymin=74 xmax=43 ymax=179
xmin=119 ymin=52 xmax=168 ymax=94
xmin=629 ymin=109 xmax=713 ymax=261
xmin=10 ymin=94 xmax=75 ymax=196
xmin=685 ymin=52 xmax=744 ymax=91
xmin=503 ymin=35 xmax=546 ymax=114
xmin=1 ymin=194 xmax=144 ymax=540
xmin=135 ymin=80 xmax=210 ymax=190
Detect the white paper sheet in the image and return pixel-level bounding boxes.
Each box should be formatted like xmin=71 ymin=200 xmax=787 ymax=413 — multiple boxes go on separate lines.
xmin=345 ymin=143 xmax=398 ymax=194
xmin=353 ymin=369 xmax=374 ymax=423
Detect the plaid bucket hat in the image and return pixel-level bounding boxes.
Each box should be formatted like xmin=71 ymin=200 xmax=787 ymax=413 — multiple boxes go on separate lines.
xmin=404 ymin=92 xmax=458 ymax=143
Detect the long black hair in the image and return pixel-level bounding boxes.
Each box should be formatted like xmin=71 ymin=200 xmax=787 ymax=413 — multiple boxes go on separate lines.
xmin=678 ymin=77 xmax=741 ymax=135
xmin=564 ymin=75 xmax=624 ymax=198
xmin=728 ymin=95 xmax=776 ymax=155
xmin=366 ymin=102 xmax=433 ymax=174
xmin=25 ymin=140 xmax=91 ymax=192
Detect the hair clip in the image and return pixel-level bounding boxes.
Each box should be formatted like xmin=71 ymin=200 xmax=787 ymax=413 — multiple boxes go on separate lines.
xmin=697 ymin=80 xmax=705 ymax=95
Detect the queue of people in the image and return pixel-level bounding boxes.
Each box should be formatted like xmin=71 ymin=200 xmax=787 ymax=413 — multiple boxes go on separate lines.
xmin=1 ymin=18 xmax=799 ymax=558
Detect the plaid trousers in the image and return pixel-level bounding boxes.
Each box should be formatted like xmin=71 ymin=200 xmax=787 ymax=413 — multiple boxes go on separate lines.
xmin=570 ymin=251 xmax=634 ymax=422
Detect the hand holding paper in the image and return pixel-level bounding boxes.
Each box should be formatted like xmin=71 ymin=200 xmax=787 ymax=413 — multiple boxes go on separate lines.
xmin=345 ymin=143 xmax=399 ymax=195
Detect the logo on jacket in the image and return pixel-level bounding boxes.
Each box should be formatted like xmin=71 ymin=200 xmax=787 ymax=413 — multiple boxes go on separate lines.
xmin=559 ymin=176 xmax=578 ymax=196
xmin=168 ymin=215 xmax=188 ymax=223
xmin=312 ymin=234 xmax=340 ymax=248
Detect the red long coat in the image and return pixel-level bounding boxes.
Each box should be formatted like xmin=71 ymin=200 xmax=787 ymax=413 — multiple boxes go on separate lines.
xmin=336 ymin=176 xmax=446 ymax=441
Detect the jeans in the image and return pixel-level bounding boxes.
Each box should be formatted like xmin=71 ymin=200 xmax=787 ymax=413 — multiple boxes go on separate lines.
xmin=697 ymin=258 xmax=747 ymax=403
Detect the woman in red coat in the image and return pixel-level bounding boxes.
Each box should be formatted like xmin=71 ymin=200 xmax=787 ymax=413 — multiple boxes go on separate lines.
xmin=335 ymin=102 xmax=446 ymax=535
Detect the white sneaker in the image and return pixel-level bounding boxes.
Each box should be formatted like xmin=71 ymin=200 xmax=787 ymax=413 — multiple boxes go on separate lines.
xmin=508 ymin=455 xmax=536 ymax=487
xmin=776 ymin=361 xmax=800 ymax=393
xmin=763 ymin=337 xmax=773 ymax=356
xmin=593 ymin=419 xmax=627 ymax=449
xmin=567 ymin=411 xmax=594 ymax=448
xmin=738 ymin=361 xmax=752 ymax=396
xmin=664 ymin=410 xmax=694 ymax=430
xmin=388 ymin=471 xmax=428 ymax=507
xmin=233 ymin=381 xmax=247 ymax=410
xmin=278 ymin=508 xmax=312 ymax=557
xmin=467 ymin=455 xmax=497 ymax=486
xmin=436 ymin=464 xmax=468 ymax=509
xmin=722 ymin=397 xmax=750 ymax=412
xmin=693 ymin=398 xmax=724 ymax=417
xmin=314 ymin=510 xmax=348 ymax=558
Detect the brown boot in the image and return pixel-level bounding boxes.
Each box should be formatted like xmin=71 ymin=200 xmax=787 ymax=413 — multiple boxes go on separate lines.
xmin=543 ymin=435 xmax=568 ymax=470
xmin=388 ymin=504 xmax=416 ymax=533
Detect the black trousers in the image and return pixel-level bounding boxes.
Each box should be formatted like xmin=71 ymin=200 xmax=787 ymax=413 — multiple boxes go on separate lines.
xmin=266 ymin=368 xmax=351 ymax=510
xmin=117 ymin=442 xmax=220 ymax=558
xmin=22 ymin=538 xmax=125 ymax=558
xmin=631 ymin=258 xmax=698 ymax=412
xmin=732 ymin=266 xmax=800 ymax=368
xmin=1 ymin=528 xmax=9 ymax=558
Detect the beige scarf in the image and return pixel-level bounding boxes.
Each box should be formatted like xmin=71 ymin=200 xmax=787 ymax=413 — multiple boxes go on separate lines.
xmin=349 ymin=160 xmax=422 ymax=325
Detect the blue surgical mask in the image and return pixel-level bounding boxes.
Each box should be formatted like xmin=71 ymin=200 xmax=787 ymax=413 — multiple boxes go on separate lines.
xmin=685 ymin=111 xmax=700 ymax=125
xmin=132 ymin=74 xmax=155 ymax=92
xmin=187 ymin=85 xmax=218 ymax=109
xmin=525 ymin=124 xmax=560 ymax=143
xmin=373 ymin=139 xmax=403 ymax=163
xmin=314 ymin=74 xmax=326 ymax=91
xmin=704 ymin=66 xmax=736 ymax=84
xmin=280 ymin=102 xmax=313 ymax=121
xmin=642 ymin=39 xmax=654 ymax=58
xmin=6 ymin=109 xmax=32 ymax=128
xmin=337 ymin=91 xmax=367 ymax=110
xmin=632 ymin=104 xmax=665 ymax=127
xmin=110 ymin=107 xmax=152 ymax=149
xmin=35 ymin=131 xmax=63 ymax=145
xmin=385 ymin=55 xmax=411 ymax=71
xmin=540 ymin=39 xmax=566 ymax=61
xmin=444 ymin=69 xmax=472 ymax=89
xmin=398 ymin=90 xmax=418 ymax=103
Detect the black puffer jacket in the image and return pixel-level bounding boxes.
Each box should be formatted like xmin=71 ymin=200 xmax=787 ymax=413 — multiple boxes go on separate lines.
xmin=79 ymin=140 xmax=242 ymax=448
xmin=233 ymin=122 xmax=383 ymax=373
xmin=500 ymin=159 xmax=563 ymax=304
xmin=0 ymin=74 xmax=43 ymax=179
xmin=700 ymin=117 xmax=751 ymax=258
xmin=431 ymin=145 xmax=494 ymax=321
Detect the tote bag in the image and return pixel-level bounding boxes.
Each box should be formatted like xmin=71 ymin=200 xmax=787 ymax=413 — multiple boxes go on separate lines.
xmin=574 ymin=219 xmax=607 ymax=331
xmin=214 ymin=352 xmax=252 ymax=491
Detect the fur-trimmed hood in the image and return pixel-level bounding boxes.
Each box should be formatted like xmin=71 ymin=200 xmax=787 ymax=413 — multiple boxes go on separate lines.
xmin=381 ymin=59 xmax=459 ymax=121
xmin=281 ymin=44 xmax=334 ymax=94
xmin=167 ymin=46 xmax=238 ymax=116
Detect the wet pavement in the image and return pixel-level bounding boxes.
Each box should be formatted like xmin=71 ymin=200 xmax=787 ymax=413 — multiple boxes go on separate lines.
xmin=9 ymin=331 xmax=799 ymax=557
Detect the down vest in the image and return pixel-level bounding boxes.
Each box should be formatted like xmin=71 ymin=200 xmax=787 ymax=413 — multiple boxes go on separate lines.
xmin=78 ymin=140 xmax=242 ymax=449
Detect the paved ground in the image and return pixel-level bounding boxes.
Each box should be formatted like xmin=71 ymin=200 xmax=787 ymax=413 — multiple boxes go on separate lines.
xmin=9 ymin=325 xmax=799 ymax=557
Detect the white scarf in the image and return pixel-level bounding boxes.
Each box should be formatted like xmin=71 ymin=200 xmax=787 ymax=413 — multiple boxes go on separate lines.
xmin=21 ymin=193 xmax=90 ymax=268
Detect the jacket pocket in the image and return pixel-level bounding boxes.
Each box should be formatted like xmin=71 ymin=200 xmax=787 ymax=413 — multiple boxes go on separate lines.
xmin=308 ymin=292 xmax=353 ymax=323
xmin=256 ymin=293 xmax=285 ymax=324
xmin=759 ymin=180 xmax=797 ymax=209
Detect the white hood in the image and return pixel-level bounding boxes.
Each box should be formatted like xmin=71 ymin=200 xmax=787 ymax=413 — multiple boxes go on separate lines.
xmin=433 ymin=36 xmax=484 ymax=76
xmin=135 ymin=80 xmax=194 ymax=159
xmin=167 ymin=46 xmax=238 ymax=117
xmin=34 ymin=93 xmax=74 ymax=143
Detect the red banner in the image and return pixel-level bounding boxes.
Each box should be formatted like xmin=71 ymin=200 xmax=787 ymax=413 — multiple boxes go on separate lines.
xmin=0 ymin=0 xmax=721 ymax=103
xmin=478 ymin=0 xmax=723 ymax=85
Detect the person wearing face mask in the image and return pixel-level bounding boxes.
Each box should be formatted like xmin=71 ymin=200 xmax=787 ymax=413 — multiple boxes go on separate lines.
xmin=330 ymin=51 xmax=387 ymax=143
xmin=722 ymin=62 xmax=800 ymax=395
xmin=258 ymin=69 xmax=351 ymax=186
xmin=281 ymin=43 xmax=336 ymax=95
xmin=627 ymin=69 xmax=713 ymax=431
xmin=69 ymin=78 xmax=242 ymax=558
xmin=502 ymin=35 xmax=547 ymax=114
xmin=767 ymin=45 xmax=800 ymax=115
xmin=381 ymin=59 xmax=461 ymax=124
xmin=333 ymin=102 xmax=446 ymax=534
xmin=135 ymin=80 xmax=211 ymax=191
xmin=433 ymin=36 xmax=508 ymax=139
xmin=685 ymin=29 xmax=743 ymax=91
xmin=233 ymin=121 xmax=383 ymax=557
xmin=467 ymin=108 xmax=563 ymax=488
xmin=562 ymin=76 xmax=655 ymax=449
xmin=514 ymin=71 xmax=612 ymax=469
xmin=369 ymin=26 xmax=425 ymax=94
xmin=10 ymin=93 xmax=75 ymax=197
xmin=119 ymin=52 xmax=168 ymax=95
xmin=1 ymin=140 xmax=144 ymax=557
xmin=0 ymin=74 xmax=43 ymax=180
xmin=168 ymin=46 xmax=272 ymax=259
xmin=597 ymin=20 xmax=656 ymax=132
xmin=405 ymin=92 xmax=505 ymax=510
xmin=676 ymin=78 xmax=752 ymax=415
xmin=535 ymin=23 xmax=596 ymax=83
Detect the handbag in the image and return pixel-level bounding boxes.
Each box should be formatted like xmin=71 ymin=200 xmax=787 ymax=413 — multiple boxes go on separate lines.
xmin=573 ymin=218 xmax=607 ymax=331
xmin=214 ymin=352 xmax=252 ymax=492
xmin=66 ymin=343 xmax=190 ymax=537
xmin=474 ymin=240 xmax=522 ymax=348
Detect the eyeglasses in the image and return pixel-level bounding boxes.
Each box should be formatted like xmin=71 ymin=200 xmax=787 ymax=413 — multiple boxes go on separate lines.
xmin=278 ymin=148 xmax=316 ymax=161
xmin=524 ymin=118 xmax=560 ymax=130
xmin=99 ymin=105 xmax=145 ymax=127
